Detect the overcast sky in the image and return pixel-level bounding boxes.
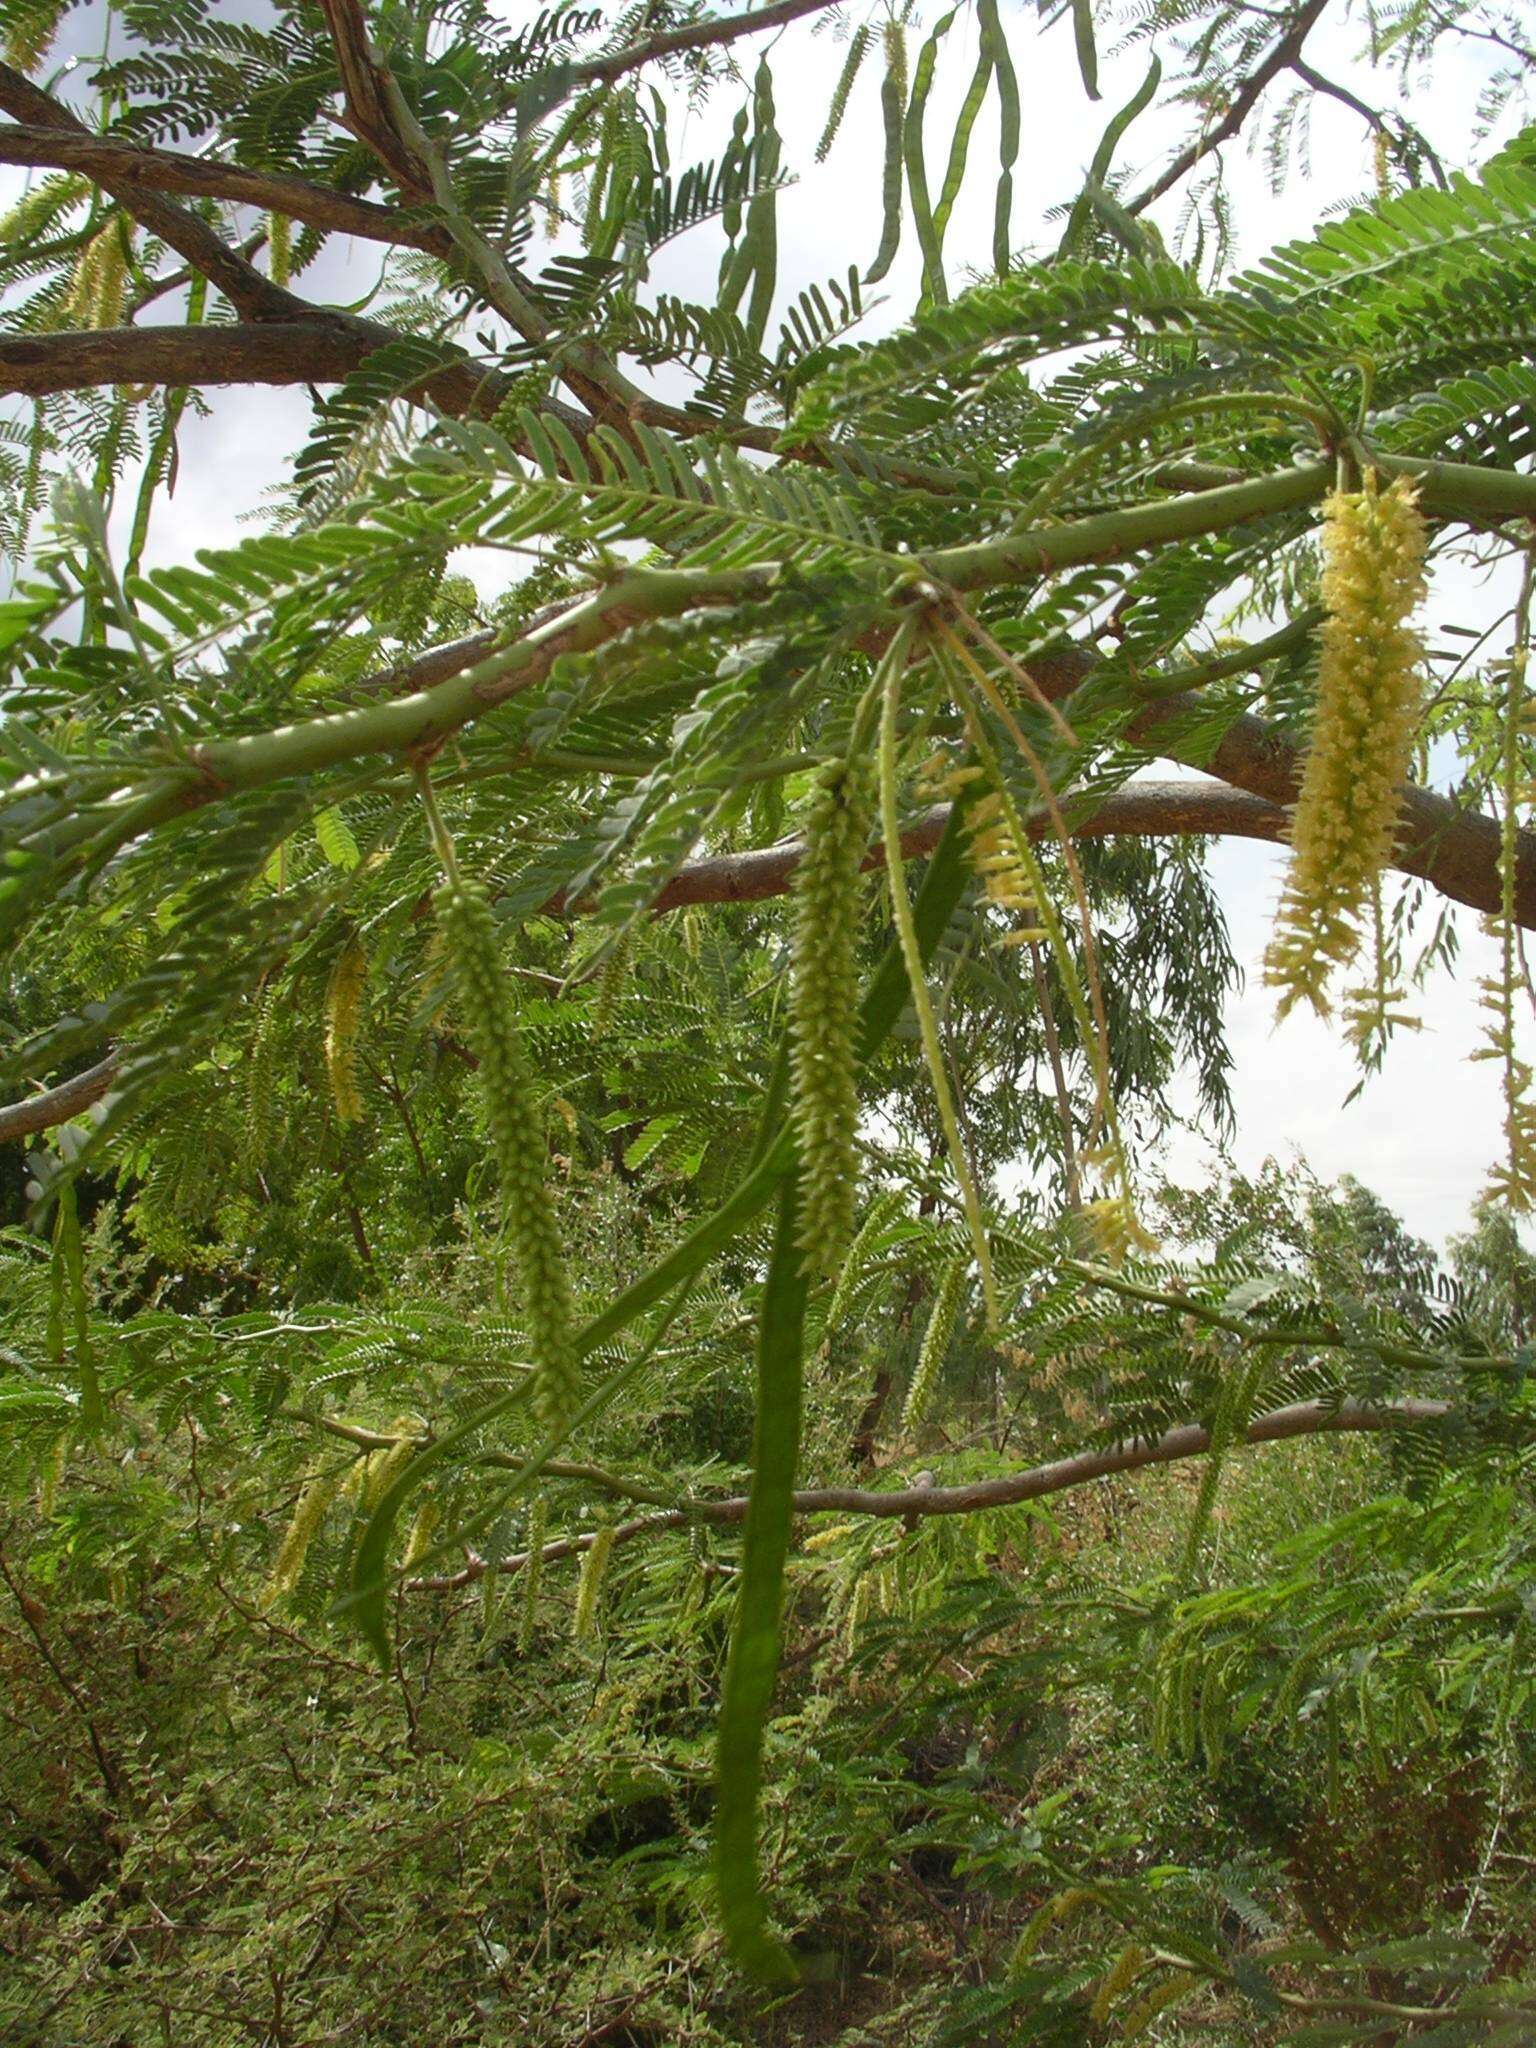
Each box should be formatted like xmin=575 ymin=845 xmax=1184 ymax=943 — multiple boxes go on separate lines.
xmin=6 ymin=2 xmax=1530 ymax=1246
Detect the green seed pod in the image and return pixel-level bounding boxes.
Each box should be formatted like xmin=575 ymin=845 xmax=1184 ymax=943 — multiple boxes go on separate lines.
xmin=901 ymin=1254 xmax=970 ymax=1432
xmin=265 ymin=1465 xmax=348 ymax=1607
xmin=436 ymin=877 xmax=579 ymax=1431
xmin=573 ymin=1523 xmax=615 ymax=1641
xmin=789 ymin=757 xmax=874 ymax=1274
xmin=1265 ymin=478 xmax=1428 ymax=1016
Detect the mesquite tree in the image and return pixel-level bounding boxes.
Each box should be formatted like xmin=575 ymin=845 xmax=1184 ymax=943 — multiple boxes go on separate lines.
xmin=4 ymin=0 xmax=1536 ymax=2022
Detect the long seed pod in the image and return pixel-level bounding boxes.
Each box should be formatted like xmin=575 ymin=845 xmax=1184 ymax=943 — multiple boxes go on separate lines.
xmin=324 ymin=937 xmax=368 ymax=1125
xmin=573 ymin=1523 xmax=615 ymax=1640
xmin=789 ymin=756 xmax=874 ymax=1274
xmin=1265 ymin=477 xmax=1428 ymax=1017
xmin=865 ymin=22 xmax=905 ymax=283
xmin=901 ymin=1253 xmax=970 ymax=1431
xmin=422 ymin=780 xmax=579 ymax=1432
xmin=265 ymin=1465 xmax=349 ymax=1607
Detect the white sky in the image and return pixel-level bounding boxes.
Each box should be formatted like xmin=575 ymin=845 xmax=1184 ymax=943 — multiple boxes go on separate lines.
xmin=7 ymin=2 xmax=1531 ymax=1245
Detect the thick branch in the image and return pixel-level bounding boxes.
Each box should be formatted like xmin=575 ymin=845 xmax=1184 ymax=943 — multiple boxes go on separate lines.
xmin=0 ymin=320 xmax=396 ymax=398
xmin=315 ymin=0 xmax=433 ymax=200
xmin=1130 ymin=696 xmax=1536 ymax=926
xmin=0 ymin=319 xmax=601 ymax=434
xmin=409 ymin=1397 xmax=1451 ymax=1589
xmin=548 ymin=782 xmax=1291 ymax=915
xmin=0 ymin=124 xmax=452 ymax=258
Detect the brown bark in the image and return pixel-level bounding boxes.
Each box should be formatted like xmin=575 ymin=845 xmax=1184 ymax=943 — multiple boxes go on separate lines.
xmin=410 ymin=1396 xmax=1452 ymax=1589
xmin=0 ymin=123 xmax=452 ymax=256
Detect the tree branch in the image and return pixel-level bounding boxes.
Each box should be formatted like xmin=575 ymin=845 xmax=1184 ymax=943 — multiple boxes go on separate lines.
xmin=1126 ymin=0 xmax=1330 ymax=216
xmin=0 ymin=320 xmax=407 ymax=398
xmin=0 ymin=123 xmax=453 ymax=258
xmin=0 ymin=318 xmax=605 ymax=436
xmin=0 ymin=1052 xmax=117 ymax=1144
xmin=566 ymin=0 xmax=849 ymax=91
xmin=408 ymin=1397 xmax=1452 ymax=1589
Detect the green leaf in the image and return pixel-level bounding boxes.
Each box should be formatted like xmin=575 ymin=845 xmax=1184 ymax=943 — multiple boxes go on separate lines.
xmin=313 ymin=806 xmax=361 ymax=871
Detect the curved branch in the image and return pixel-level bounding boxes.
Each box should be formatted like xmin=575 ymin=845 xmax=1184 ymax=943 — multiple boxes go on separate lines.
xmin=0 ymin=1053 xmax=117 ymax=1143
xmin=550 ymin=781 xmax=1292 ymax=915
xmin=0 ymin=123 xmax=452 ymax=258
xmin=408 ymin=1396 xmax=1452 ymax=1590
xmin=1129 ymin=695 xmax=1536 ymax=926
xmin=567 ymin=0 xmax=848 ymax=90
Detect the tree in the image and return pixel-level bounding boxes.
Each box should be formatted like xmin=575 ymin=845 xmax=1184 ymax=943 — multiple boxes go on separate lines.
xmin=3 ymin=0 xmax=1536 ymax=2035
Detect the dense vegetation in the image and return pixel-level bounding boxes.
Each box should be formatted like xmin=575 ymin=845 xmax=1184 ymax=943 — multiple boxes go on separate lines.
xmin=4 ymin=1 xmax=1536 ymax=2040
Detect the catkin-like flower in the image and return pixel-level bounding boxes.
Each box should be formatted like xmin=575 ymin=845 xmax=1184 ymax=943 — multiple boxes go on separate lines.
xmin=267 ymin=211 xmax=292 ymax=287
xmin=963 ymin=788 xmax=1050 ymax=946
xmin=901 ymin=1254 xmax=970 ymax=1432
xmin=517 ymin=1494 xmax=548 ymax=1653
xmin=789 ymin=757 xmax=875 ymax=1272
xmin=1090 ymin=1945 xmax=1148 ymax=2027
xmin=1264 ymin=478 xmax=1428 ymax=1018
xmin=401 ymin=1497 xmax=440 ymax=1572
xmin=573 ymin=1523 xmax=615 ymax=1640
xmin=264 ymin=1466 xmax=348 ymax=1607
xmin=437 ymin=878 xmax=579 ymax=1430
xmin=65 ymin=222 xmax=128 ymax=330
xmin=324 ymin=938 xmax=368 ymax=1125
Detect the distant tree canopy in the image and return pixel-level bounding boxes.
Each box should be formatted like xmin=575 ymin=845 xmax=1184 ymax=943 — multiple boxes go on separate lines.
xmin=4 ymin=0 xmax=1536 ymax=2034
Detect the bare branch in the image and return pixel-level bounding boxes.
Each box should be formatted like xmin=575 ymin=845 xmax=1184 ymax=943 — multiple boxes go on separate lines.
xmin=315 ymin=0 xmax=433 ymax=201
xmin=409 ymin=1397 xmax=1452 ymax=1589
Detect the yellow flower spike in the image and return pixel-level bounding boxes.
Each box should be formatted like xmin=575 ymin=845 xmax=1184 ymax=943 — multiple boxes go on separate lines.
xmin=1264 ymin=476 xmax=1428 ymax=1018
